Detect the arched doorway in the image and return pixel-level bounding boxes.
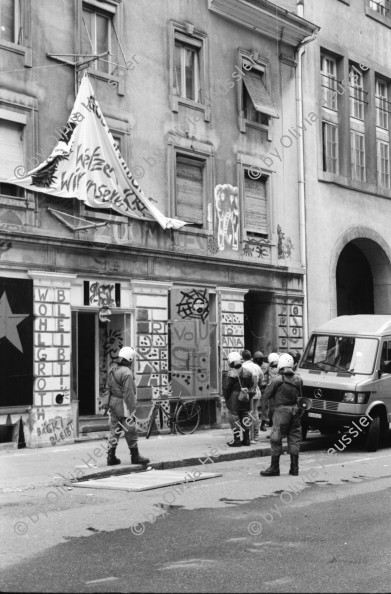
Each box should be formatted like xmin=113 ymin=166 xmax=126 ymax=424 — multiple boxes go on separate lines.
xmin=334 ymin=236 xmax=391 ymax=316
xmin=336 ymin=242 xmax=374 ymax=315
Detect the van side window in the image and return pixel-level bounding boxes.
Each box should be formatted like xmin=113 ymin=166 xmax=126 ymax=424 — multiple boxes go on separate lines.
xmin=380 ymin=340 xmax=391 ymax=373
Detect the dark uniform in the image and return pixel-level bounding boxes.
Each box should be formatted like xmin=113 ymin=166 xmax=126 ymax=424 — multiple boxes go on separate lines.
xmin=223 ymin=366 xmax=254 ymax=446
xmin=261 ymin=369 xmax=303 ymax=476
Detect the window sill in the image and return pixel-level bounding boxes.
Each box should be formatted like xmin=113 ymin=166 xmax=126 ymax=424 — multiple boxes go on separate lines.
xmin=239 ymin=116 xmax=272 ymax=140
xmin=170 ymin=94 xmax=211 ymax=122
xmin=365 ymin=6 xmax=391 ymax=27
xmin=0 ymin=40 xmax=32 ymax=67
xmin=0 ymin=193 xmax=34 ymax=210
xmin=318 ymin=170 xmax=391 ymax=198
xmin=84 ymin=67 xmax=124 ymax=96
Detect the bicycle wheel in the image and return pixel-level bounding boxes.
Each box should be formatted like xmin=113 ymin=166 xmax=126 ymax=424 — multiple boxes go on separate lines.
xmin=146 ymin=405 xmax=158 ymax=439
xmin=175 ymin=401 xmax=201 ymax=435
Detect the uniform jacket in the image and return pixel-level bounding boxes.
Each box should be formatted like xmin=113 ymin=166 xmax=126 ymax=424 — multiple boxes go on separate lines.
xmin=108 ymin=361 xmax=137 ymax=417
xmin=262 ymin=370 xmax=303 ymax=408
xmin=223 ymin=366 xmax=254 ymax=413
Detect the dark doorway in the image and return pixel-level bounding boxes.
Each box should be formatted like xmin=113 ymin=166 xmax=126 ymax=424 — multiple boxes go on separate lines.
xmin=336 ymin=242 xmax=374 ymax=315
xmin=244 ymin=291 xmax=274 ymax=356
xmin=77 ymin=312 xmax=96 ymax=416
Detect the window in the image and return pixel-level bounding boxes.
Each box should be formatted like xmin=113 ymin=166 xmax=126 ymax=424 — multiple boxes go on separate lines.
xmin=322 ymin=122 xmax=338 ymax=174
xmin=175 ymin=155 xmax=205 ymax=227
xmin=351 ymin=130 xmax=366 ymax=181
xmin=370 ymin=0 xmax=388 ymax=15
xmin=243 ymin=171 xmax=268 ymax=236
xmin=350 ymin=67 xmax=366 ymax=120
xmin=0 ymin=118 xmax=25 ymax=197
xmin=321 ymin=55 xmax=337 ymax=111
xmin=0 ymin=0 xmax=21 ymax=44
xmin=376 ymin=79 xmax=389 ymax=129
xmin=82 ymin=4 xmax=113 ymax=74
xmin=174 ymin=39 xmax=201 ymax=102
xmin=377 ymin=140 xmax=390 ymax=187
xmin=242 ymin=67 xmax=277 ymax=124
xmin=170 ymin=22 xmax=209 ymax=118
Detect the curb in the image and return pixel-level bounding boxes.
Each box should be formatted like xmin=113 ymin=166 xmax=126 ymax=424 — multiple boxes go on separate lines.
xmin=72 ymin=437 xmax=329 ymax=484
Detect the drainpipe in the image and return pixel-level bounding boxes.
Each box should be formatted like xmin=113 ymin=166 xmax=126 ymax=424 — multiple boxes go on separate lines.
xmin=295 ymin=0 xmax=317 ymax=346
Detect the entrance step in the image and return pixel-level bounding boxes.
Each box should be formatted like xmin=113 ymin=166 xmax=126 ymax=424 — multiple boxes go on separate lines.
xmin=78 ymin=416 xmax=109 ymax=436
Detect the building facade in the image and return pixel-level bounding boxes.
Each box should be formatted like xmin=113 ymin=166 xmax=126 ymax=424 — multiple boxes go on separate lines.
xmin=301 ymin=0 xmax=391 ymax=331
xmin=0 ymin=0 xmax=317 ymax=447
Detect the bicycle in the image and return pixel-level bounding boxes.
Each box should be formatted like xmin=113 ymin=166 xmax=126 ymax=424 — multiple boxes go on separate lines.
xmin=145 ymin=391 xmax=201 ymax=439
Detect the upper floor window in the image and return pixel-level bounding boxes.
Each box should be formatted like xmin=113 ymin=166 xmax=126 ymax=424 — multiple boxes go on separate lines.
xmin=376 ymin=79 xmax=389 ymax=129
xmin=242 ymin=66 xmax=276 ymax=125
xmin=174 ymin=38 xmax=201 ymax=102
xmin=351 ymin=130 xmax=366 ymax=182
xmin=0 ymin=0 xmax=22 ymax=44
xmin=369 ymin=0 xmax=388 ymax=15
xmin=0 ymin=118 xmax=25 ymax=197
xmin=377 ymin=140 xmax=390 ymax=188
xmin=175 ymin=154 xmax=206 ymax=228
xmin=82 ymin=3 xmax=114 ymax=74
xmin=350 ymin=66 xmax=366 ymax=120
xmin=322 ymin=122 xmax=338 ymax=174
xmin=243 ymin=170 xmax=269 ymax=237
xmin=321 ymin=55 xmax=337 ymax=111
xmin=170 ymin=22 xmax=209 ymax=119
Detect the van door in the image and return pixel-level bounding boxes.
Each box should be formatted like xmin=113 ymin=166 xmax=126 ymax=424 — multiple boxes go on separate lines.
xmin=377 ymin=337 xmax=391 ymax=427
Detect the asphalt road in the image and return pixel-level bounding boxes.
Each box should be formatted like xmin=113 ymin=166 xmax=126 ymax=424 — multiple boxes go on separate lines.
xmin=2 ymin=446 xmax=391 ymax=592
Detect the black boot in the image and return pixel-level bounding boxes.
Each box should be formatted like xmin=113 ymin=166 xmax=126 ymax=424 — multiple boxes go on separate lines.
xmin=107 ymin=447 xmax=121 ymax=466
xmin=260 ymin=455 xmax=280 ymax=476
xmin=241 ymin=429 xmax=251 ymax=446
xmin=260 ymin=420 xmax=268 ymax=432
xmin=227 ymin=430 xmax=241 ymax=447
xmin=289 ymin=454 xmax=299 ymax=476
xmin=130 ymin=446 xmax=150 ymax=465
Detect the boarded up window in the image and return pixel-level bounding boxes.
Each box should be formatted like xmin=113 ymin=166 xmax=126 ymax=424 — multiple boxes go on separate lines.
xmin=176 ymin=155 xmax=204 ymax=225
xmin=244 ymin=172 xmax=268 ymax=235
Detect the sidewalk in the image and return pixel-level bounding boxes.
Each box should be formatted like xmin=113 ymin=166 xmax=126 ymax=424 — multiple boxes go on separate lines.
xmin=0 ymin=427 xmax=329 ymax=492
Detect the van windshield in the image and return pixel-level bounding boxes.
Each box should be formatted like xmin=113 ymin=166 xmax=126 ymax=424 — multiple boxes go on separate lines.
xmin=300 ymin=335 xmax=378 ymax=375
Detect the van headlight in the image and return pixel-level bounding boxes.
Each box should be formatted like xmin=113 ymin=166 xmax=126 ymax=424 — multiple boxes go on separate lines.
xmin=356 ymin=392 xmax=368 ymax=404
xmin=342 ymin=392 xmax=355 ymax=403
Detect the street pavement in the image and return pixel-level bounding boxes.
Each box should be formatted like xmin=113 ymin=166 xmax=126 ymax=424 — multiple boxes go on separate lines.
xmin=0 ymin=426 xmax=329 ymax=492
xmin=1 ymin=447 xmax=391 ymax=592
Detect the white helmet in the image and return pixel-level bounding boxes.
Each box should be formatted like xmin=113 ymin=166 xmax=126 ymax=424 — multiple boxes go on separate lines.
xmin=278 ymin=353 xmax=294 ymax=370
xmin=227 ymin=351 xmax=241 ymax=365
xmin=268 ymin=352 xmax=279 ymax=364
xmin=118 ymin=346 xmax=135 ymax=362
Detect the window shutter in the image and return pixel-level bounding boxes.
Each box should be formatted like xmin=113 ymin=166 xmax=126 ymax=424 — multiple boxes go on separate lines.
xmin=0 ymin=120 xmax=24 ymax=178
xmin=176 ymin=157 xmax=204 ymax=224
xmin=244 ymin=174 xmax=267 ymax=234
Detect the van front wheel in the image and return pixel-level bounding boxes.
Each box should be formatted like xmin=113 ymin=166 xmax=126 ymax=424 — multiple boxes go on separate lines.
xmin=365 ymin=413 xmax=380 ymax=452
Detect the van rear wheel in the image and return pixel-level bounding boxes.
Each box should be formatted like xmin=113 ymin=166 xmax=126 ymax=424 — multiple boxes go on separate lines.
xmin=365 ymin=413 xmax=380 ymax=452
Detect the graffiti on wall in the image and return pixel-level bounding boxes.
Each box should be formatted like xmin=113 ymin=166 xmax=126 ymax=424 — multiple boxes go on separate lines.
xmin=215 ymin=184 xmax=239 ymax=251
xmin=277 ymin=225 xmax=294 ymax=259
xmin=242 ymin=237 xmax=271 ymax=258
xmin=278 ymin=300 xmax=303 ymax=351
xmin=176 ymin=288 xmax=209 ymax=323
xmin=88 ymin=281 xmax=119 ymax=307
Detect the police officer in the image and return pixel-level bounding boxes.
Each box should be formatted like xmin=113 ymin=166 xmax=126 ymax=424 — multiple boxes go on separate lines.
xmin=106 ymin=346 xmax=150 ymax=466
xmin=260 ymin=353 xmax=303 ymax=477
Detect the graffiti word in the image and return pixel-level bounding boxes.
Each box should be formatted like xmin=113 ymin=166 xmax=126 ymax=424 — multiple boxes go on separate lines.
xmin=36 ymin=417 xmax=73 ymax=446
xmin=242 ymin=237 xmax=271 ymax=258
xmin=176 ymin=288 xmax=209 ymax=323
xmin=88 ymin=281 xmax=116 ymax=308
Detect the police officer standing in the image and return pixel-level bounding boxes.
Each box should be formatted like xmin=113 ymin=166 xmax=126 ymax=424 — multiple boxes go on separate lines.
xmin=260 ymin=353 xmax=303 ymax=477
xmin=106 ymin=346 xmax=150 ymax=467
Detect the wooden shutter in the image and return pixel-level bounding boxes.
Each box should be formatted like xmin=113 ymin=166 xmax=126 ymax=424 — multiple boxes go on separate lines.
xmin=0 ymin=120 xmax=24 ymax=178
xmin=176 ymin=156 xmax=204 ymax=225
xmin=244 ymin=173 xmax=268 ymax=234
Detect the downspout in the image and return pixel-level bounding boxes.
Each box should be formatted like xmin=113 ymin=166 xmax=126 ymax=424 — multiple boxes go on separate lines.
xmin=295 ymin=0 xmax=317 ymax=346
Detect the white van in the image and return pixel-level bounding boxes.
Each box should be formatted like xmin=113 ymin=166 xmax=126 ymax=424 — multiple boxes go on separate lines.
xmin=298 ymin=315 xmax=391 ymax=451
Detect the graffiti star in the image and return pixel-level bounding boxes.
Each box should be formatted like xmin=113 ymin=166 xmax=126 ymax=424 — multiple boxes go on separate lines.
xmin=0 ymin=292 xmax=29 ymax=352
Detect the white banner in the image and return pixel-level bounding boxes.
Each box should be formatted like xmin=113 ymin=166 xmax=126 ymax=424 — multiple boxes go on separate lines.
xmin=4 ymin=74 xmax=187 ymax=230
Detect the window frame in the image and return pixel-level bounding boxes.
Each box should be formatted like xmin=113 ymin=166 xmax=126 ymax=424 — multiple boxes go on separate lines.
xmin=375 ymin=78 xmax=389 ymax=129
xmin=0 ymin=0 xmax=32 ymax=67
xmin=78 ymin=0 xmax=124 ymax=95
xmin=349 ymin=66 xmax=366 ymax=121
xmin=169 ymin=21 xmax=210 ymax=121
xmin=238 ymin=49 xmax=275 ymax=138
xmin=322 ymin=121 xmax=339 ymax=174
xmin=377 ymin=139 xmax=390 ymax=188
xmin=321 ymin=55 xmax=338 ymax=111
xmin=350 ymin=130 xmax=366 ymax=182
